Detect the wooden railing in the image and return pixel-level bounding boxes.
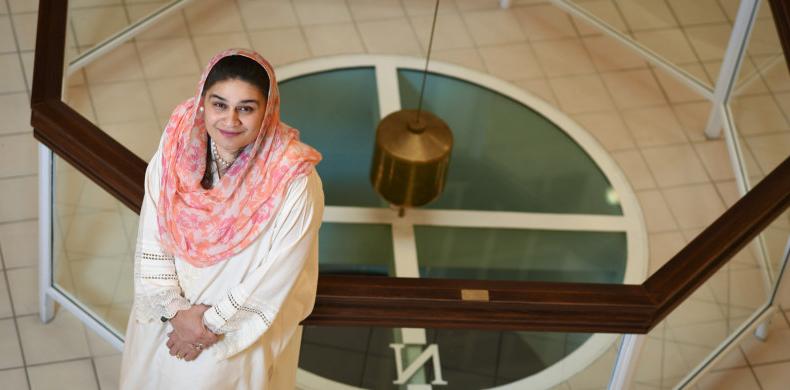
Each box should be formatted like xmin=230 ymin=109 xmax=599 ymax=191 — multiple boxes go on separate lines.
xmin=31 ymin=0 xmax=790 ymax=333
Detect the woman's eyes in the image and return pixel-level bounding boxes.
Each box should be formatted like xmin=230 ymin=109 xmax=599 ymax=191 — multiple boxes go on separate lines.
xmin=212 ymin=102 xmax=253 ymax=113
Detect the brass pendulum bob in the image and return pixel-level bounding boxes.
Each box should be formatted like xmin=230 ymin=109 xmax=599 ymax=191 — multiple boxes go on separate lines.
xmin=370 ymin=109 xmax=453 ymax=213
xmin=369 ymin=0 xmax=451 ymax=216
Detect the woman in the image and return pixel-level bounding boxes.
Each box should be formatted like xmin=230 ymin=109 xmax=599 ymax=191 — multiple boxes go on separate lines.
xmin=120 ymin=49 xmax=323 ymax=389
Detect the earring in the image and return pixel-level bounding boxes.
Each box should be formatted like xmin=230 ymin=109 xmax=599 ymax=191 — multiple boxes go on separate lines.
xmin=198 ymin=106 xmax=204 ymax=113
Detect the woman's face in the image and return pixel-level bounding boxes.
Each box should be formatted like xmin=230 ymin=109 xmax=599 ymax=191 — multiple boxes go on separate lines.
xmin=201 ymin=78 xmax=267 ymax=155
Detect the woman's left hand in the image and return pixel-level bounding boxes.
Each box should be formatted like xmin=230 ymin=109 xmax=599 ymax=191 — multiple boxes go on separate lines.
xmin=166 ymin=331 xmax=208 ymax=361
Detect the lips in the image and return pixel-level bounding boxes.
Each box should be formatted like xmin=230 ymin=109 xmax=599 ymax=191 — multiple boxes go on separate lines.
xmin=218 ymin=129 xmax=242 ymax=138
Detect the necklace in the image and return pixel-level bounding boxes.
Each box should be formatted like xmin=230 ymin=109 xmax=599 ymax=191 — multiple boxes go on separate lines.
xmin=210 ymin=138 xmax=234 ymax=170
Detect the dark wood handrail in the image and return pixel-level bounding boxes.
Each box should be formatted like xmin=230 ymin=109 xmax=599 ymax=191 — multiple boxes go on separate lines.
xmin=31 ymin=0 xmax=790 ymax=333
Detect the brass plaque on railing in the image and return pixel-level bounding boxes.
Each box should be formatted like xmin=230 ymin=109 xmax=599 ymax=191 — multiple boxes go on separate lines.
xmin=461 ymin=289 xmax=490 ymax=302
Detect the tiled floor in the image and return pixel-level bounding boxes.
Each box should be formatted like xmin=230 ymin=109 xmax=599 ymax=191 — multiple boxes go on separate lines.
xmin=1 ymin=0 xmax=789 ymax=389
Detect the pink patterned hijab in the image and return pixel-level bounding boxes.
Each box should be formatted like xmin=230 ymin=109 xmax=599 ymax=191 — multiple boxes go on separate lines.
xmin=156 ymin=49 xmax=321 ymax=267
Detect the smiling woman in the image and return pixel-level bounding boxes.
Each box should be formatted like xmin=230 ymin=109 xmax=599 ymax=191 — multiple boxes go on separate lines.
xmin=119 ymin=49 xmax=325 ymax=389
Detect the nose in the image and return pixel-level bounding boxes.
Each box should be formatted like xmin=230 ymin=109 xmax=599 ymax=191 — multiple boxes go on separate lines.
xmin=225 ymin=109 xmax=241 ymax=126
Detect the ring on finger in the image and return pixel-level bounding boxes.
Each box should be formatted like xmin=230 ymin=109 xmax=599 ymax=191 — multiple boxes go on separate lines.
xmin=192 ymin=343 xmax=204 ymax=351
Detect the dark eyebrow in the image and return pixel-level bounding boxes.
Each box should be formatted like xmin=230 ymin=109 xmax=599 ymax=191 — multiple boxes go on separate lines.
xmin=208 ymin=94 xmax=259 ymax=106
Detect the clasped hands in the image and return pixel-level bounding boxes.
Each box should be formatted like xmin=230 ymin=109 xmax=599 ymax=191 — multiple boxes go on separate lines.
xmin=166 ymin=304 xmax=219 ymax=361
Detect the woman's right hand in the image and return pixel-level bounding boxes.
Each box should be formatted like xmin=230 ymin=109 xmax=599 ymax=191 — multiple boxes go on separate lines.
xmin=170 ymin=304 xmax=219 ymax=348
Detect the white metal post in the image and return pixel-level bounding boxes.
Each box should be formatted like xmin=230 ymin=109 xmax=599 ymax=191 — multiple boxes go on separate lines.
xmin=704 ymin=0 xmax=762 ymax=139
xmin=38 ymin=144 xmax=55 ymax=323
xmin=607 ymin=334 xmax=645 ymax=390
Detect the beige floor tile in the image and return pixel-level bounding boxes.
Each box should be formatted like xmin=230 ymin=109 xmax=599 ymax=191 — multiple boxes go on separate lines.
xmin=0 ymin=368 xmax=28 ymax=390
xmin=662 ymin=184 xmax=726 ymax=229
xmin=70 ymin=6 xmax=128 ymax=47
xmin=411 ymin=13 xmax=474 ymax=51
xmin=636 ymin=190 xmax=677 ymax=232
xmin=238 ymin=0 xmax=299 ymax=30
xmin=572 ymin=111 xmax=635 ymax=151
xmin=711 ymin=346 xmax=749 ymax=371
xmin=0 ymin=176 xmax=37 ymax=223
xmin=94 ymin=354 xmax=122 ymax=390
xmin=685 ymin=24 xmax=732 ymax=62
xmin=28 ymin=359 xmax=98 ymax=390
xmin=622 ymin=106 xmax=688 ymax=147
xmin=7 ymin=0 xmax=34 ymax=13
xmin=740 ymin=327 xmax=790 ymax=366
xmin=148 ymin=75 xmax=195 ymax=121
xmin=102 ymin=120 xmax=160 ymax=162
xmin=642 ymin=144 xmax=708 ymax=186
xmin=86 ymin=328 xmax=120 ymax=357
xmin=566 ymin=346 xmax=617 ymax=389
xmin=0 ymin=133 xmax=37 ymax=178
xmin=667 ymin=0 xmax=728 ymax=26
xmin=249 ymin=27 xmax=311 ymax=66
xmin=549 ymin=74 xmax=615 ymax=114
xmin=633 ymin=29 xmax=698 ymax=65
xmin=462 ymin=9 xmax=525 ymax=46
xmin=572 ymin=0 xmax=627 ymax=34
xmin=0 ymin=318 xmax=22 ymax=369
xmin=75 ymin=179 xmax=123 ymax=213
xmin=90 ymin=81 xmax=155 ymax=125
xmin=70 ymin=257 xmax=124 ymax=306
xmin=512 ymin=78 xmax=557 ymax=106
xmin=84 ymin=43 xmax=144 ymax=84
xmin=0 ymin=274 xmax=11 ymax=318
xmin=347 ymin=0 xmax=404 ymax=21
xmin=513 ymin=4 xmax=577 ymax=41
xmin=191 ymin=33 xmax=252 ymax=66
xmin=727 ymin=268 xmax=768 ymax=308
xmin=731 ymin=94 xmax=789 ymax=135
xmin=762 ymin=61 xmax=790 ymax=94
xmin=479 ymin=43 xmax=542 ymax=81
xmin=7 ymin=13 xmax=31 ymax=52
xmin=0 ymin=220 xmax=36 ymax=270
xmin=0 ymin=93 xmax=30 ymax=135
xmin=611 ymin=149 xmax=656 ymax=190
xmin=64 ymin=211 xmax=128 ymax=258
xmin=402 ymin=0 xmax=458 ymax=16
xmin=532 ymin=39 xmax=595 ymax=77
xmin=0 ymin=53 xmax=25 ymax=93
xmin=747 ymin=20 xmax=783 ymax=58
xmin=673 ymin=101 xmax=712 ymax=142
xmin=698 ymin=367 xmax=761 ymax=390
xmin=583 ymin=35 xmax=646 ymax=72
xmin=714 ymin=180 xmax=740 ymax=208
xmin=751 ymin=361 xmax=790 ymax=390
xmin=137 ymin=38 xmax=200 ymax=78
xmin=634 ymin=336 xmax=690 ymax=385
xmin=126 ymin=3 xmax=189 ymax=41
xmin=357 ymin=18 xmax=421 ymax=55
xmin=18 ymin=311 xmax=91 ymax=365
xmin=64 ymin=85 xmax=97 ymax=124
xmin=654 ymin=67 xmax=707 ymax=104
xmin=648 ymin=231 xmax=685 ymax=273
xmin=293 ymin=0 xmax=352 ymax=25
xmin=183 ymin=0 xmax=243 ymax=35
xmin=744 ymin=133 xmax=790 ymax=174
xmin=668 ymin=298 xmax=726 ymax=327
xmin=601 ymin=69 xmax=666 ymax=109
xmin=302 ymin=23 xmax=365 ymax=57
xmin=693 ymin=140 xmax=735 ymax=181
xmin=431 ymin=47 xmax=485 ymax=72
xmin=7 ymin=267 xmax=37 ymax=316
xmin=617 ymin=0 xmax=677 ymax=31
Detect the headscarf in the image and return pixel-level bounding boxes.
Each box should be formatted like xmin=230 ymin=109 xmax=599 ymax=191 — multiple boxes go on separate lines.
xmin=156 ymin=48 xmax=321 ymax=267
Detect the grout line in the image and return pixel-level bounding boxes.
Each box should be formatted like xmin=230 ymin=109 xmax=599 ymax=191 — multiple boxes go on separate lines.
xmin=0 ymin=235 xmax=32 ymax=389
xmin=89 ymin=357 xmax=102 ymax=389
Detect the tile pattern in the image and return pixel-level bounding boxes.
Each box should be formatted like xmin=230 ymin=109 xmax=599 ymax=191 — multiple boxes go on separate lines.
xmin=0 ymin=0 xmax=788 ymax=389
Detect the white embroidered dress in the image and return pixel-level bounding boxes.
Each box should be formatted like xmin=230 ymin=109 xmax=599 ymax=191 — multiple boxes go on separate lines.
xmin=120 ymin=145 xmax=323 ymax=389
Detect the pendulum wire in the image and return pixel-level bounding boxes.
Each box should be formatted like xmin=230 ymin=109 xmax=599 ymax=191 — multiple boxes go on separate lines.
xmin=415 ymin=0 xmax=440 ymax=125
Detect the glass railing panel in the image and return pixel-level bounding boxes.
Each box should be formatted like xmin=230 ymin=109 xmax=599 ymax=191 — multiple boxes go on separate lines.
xmin=727 ymin=2 xmax=790 ymax=276
xmin=52 ymin=154 xmax=135 ymax=335
xmin=632 ymin=236 xmax=771 ymax=388
xmin=567 ymin=0 xmax=742 ymax=89
xmin=298 ymin=326 xmax=621 ymax=390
